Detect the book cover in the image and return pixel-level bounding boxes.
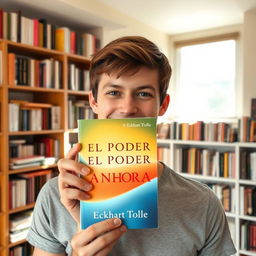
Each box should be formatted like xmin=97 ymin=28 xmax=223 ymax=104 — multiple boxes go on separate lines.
xmin=78 ymin=117 xmax=158 ymax=229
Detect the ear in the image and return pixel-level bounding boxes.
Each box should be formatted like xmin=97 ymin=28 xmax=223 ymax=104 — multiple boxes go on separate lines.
xmin=89 ymin=91 xmax=98 ymax=114
xmin=158 ymin=94 xmax=170 ymax=116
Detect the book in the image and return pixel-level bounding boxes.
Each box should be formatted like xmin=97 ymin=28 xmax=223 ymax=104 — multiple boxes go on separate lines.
xmin=78 ymin=118 xmax=158 ymax=229
xmin=251 ymin=98 xmax=256 ymax=120
xmin=10 ymin=155 xmax=45 ymax=165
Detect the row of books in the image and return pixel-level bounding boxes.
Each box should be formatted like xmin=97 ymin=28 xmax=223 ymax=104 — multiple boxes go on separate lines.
xmin=9 ymin=210 xmax=33 ymax=243
xmin=157 ymin=146 xmax=170 ymax=166
xmin=158 ymin=121 xmax=238 ymax=142
xmin=9 ymin=101 xmax=61 ymax=132
xmin=174 ymin=148 xmax=236 ymax=178
xmin=9 ymin=243 xmax=33 ymax=256
xmin=9 ymin=137 xmax=60 ymax=158
xmin=8 ymin=53 xmax=62 ymax=88
xmin=9 ymin=169 xmax=53 ymax=209
xmin=240 ymin=186 xmax=256 ymax=216
xmin=207 ymin=184 xmax=235 ymax=213
xmin=240 ymin=151 xmax=256 ymax=180
xmin=241 ymin=221 xmax=256 ymax=251
xmin=68 ymin=64 xmax=90 ymax=91
xmin=0 ymin=8 xmax=98 ymax=57
xmin=157 ymin=116 xmax=256 ymax=142
xmin=239 ymin=116 xmax=256 ymax=142
xmin=68 ymin=100 xmax=94 ymax=129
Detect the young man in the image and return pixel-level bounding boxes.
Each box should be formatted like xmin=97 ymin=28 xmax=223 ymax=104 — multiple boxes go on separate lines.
xmin=27 ymin=36 xmax=236 ymax=256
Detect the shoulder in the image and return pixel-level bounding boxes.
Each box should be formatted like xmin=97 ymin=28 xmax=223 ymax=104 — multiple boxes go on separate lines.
xmin=160 ymin=164 xmax=221 ymax=211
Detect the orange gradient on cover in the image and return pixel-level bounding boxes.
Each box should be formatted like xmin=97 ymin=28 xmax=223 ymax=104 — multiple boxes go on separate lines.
xmin=79 ymin=119 xmax=157 ymax=202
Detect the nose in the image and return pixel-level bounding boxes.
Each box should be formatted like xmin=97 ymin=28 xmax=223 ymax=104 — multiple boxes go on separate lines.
xmin=119 ymin=95 xmax=138 ymax=116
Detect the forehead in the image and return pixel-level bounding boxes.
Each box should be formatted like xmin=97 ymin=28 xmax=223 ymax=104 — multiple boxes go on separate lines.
xmin=98 ymin=67 xmax=160 ymax=90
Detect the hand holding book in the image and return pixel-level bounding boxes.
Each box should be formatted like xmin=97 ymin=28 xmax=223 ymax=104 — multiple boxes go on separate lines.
xmin=57 ymin=143 xmax=91 ymax=224
xmin=57 ymin=143 xmax=127 ymax=255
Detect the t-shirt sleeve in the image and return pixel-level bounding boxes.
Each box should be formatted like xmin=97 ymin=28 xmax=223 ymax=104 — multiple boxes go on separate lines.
xmin=198 ymin=189 xmax=237 ymax=256
xmin=26 ymin=180 xmax=66 ymax=254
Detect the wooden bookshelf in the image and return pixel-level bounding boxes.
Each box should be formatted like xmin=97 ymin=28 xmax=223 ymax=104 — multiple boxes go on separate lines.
xmin=0 ymin=35 xmax=93 ymax=255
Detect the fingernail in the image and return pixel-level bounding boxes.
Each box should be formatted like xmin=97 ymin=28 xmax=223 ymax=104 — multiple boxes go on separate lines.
xmin=85 ymin=184 xmax=93 ymax=191
xmin=120 ymin=225 xmax=127 ymax=232
xmin=81 ymin=167 xmax=89 ymax=175
xmin=114 ymin=218 xmax=121 ymax=226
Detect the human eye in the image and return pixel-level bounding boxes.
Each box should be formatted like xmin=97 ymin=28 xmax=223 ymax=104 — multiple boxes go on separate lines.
xmin=105 ymin=90 xmax=121 ymax=97
xmin=136 ymin=91 xmax=154 ymax=98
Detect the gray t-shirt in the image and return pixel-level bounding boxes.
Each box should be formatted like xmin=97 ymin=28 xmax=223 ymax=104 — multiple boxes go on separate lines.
xmin=27 ymin=165 xmax=236 ymax=255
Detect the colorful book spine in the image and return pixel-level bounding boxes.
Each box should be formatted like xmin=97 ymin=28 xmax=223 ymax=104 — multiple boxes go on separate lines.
xmin=79 ymin=118 xmax=158 ymax=229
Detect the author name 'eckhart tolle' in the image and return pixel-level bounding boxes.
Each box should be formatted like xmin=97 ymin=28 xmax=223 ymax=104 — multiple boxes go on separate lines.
xmin=78 ymin=118 xmax=158 ymax=229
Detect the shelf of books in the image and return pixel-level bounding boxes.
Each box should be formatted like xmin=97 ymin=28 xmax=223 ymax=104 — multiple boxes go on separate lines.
xmin=157 ymin=117 xmax=256 ymax=256
xmin=0 ymin=6 xmax=98 ymax=256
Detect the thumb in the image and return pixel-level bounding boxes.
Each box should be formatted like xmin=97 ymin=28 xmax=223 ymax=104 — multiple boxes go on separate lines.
xmin=65 ymin=143 xmax=82 ymax=160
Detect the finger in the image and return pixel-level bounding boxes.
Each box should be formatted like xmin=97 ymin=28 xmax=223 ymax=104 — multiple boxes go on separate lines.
xmin=60 ymin=187 xmax=90 ymax=202
xmin=95 ymin=239 xmax=120 ymax=256
xmin=65 ymin=143 xmax=82 ymax=160
xmin=73 ymin=218 xmax=124 ymax=248
xmin=59 ymin=171 xmax=92 ymax=191
xmin=83 ymin=224 xmax=126 ymax=255
xmin=58 ymin=158 xmax=90 ymax=177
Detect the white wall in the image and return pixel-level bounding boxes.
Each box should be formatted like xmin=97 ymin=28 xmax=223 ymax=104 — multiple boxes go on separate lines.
xmin=243 ymin=8 xmax=256 ymax=116
xmin=59 ymin=0 xmax=170 ymax=56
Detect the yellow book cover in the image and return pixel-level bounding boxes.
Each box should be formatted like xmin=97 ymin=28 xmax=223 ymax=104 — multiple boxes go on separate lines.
xmin=55 ymin=28 xmax=65 ymax=52
xmin=78 ymin=117 xmax=158 ymax=229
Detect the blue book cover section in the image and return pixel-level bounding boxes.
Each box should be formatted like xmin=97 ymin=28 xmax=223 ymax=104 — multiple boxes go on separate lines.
xmin=78 ymin=117 xmax=158 ymax=229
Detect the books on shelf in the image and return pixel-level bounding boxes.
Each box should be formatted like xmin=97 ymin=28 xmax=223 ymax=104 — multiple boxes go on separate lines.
xmin=9 ymin=137 xmax=60 ymax=169
xmin=9 ymin=169 xmax=53 ymax=209
xmin=251 ymin=98 xmax=256 ymax=120
xmin=78 ymin=118 xmax=158 ymax=229
xmin=240 ymin=186 xmax=256 ymax=216
xmin=159 ymin=121 xmax=238 ymax=142
xmin=240 ymin=221 xmax=256 ymax=251
xmin=68 ymin=63 xmax=90 ymax=91
xmin=0 ymin=8 xmax=99 ymax=57
xmin=68 ymin=100 xmax=94 ymax=129
xmin=9 ymin=100 xmax=61 ymax=132
xmin=9 ymin=210 xmax=33 ymax=243
xmin=239 ymin=116 xmax=256 ymax=142
xmin=174 ymin=147 xmax=236 ymax=178
xmin=9 ymin=155 xmax=45 ymax=170
xmin=157 ymin=146 xmax=170 ymax=166
xmin=8 ymin=53 xmax=63 ymax=88
xmin=240 ymin=151 xmax=256 ymax=180
xmin=9 ymin=243 xmax=33 ymax=256
xmin=207 ymin=183 xmax=236 ymax=213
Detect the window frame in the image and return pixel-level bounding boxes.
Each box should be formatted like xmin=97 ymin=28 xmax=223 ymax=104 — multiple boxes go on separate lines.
xmin=171 ymin=32 xmax=240 ymax=123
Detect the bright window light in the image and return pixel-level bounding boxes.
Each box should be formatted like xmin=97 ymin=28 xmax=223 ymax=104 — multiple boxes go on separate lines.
xmin=175 ymin=40 xmax=236 ymax=122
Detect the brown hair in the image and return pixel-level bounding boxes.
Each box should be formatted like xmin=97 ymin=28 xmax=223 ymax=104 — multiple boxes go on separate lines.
xmin=90 ymin=36 xmax=172 ymax=105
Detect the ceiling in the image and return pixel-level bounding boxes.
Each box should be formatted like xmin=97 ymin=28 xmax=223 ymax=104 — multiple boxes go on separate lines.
xmin=98 ymin=0 xmax=256 ymax=34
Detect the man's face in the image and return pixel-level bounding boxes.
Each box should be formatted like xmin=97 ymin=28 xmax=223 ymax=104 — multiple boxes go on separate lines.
xmin=89 ymin=67 xmax=169 ymax=119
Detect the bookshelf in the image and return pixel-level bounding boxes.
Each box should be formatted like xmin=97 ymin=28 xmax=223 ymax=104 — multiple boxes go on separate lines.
xmin=158 ymin=137 xmax=256 ymax=256
xmin=0 ymin=32 xmax=93 ymax=255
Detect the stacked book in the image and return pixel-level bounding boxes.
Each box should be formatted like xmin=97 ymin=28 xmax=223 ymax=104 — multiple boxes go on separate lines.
xmin=9 ymin=155 xmax=45 ymax=170
xmin=241 ymin=221 xmax=256 ymax=251
xmin=9 ymin=210 xmax=33 ymax=243
xmin=240 ymin=186 xmax=256 ymax=216
xmin=240 ymin=151 xmax=256 ymax=180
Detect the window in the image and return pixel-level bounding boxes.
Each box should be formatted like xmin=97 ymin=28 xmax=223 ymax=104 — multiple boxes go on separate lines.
xmin=173 ymin=35 xmax=238 ymax=122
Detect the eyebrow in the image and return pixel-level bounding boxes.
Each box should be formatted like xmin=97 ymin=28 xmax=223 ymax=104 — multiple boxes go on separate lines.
xmin=102 ymin=84 xmax=156 ymax=92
